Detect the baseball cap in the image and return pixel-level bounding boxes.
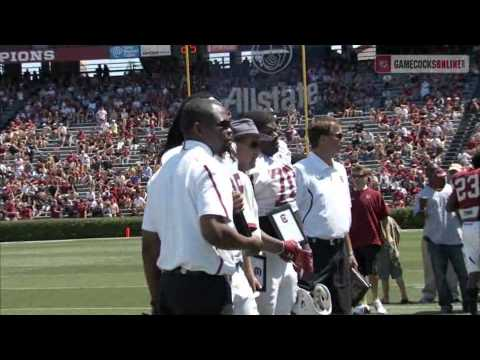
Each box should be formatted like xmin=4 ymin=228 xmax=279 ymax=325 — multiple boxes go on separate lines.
xmin=231 ymin=118 xmax=259 ymax=138
xmin=448 ymin=163 xmax=463 ymax=172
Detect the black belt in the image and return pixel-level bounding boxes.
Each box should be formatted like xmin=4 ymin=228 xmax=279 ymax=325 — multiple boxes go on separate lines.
xmin=162 ymin=262 xmax=242 ymax=277
xmin=162 ymin=267 xmax=211 ymax=277
xmin=308 ymin=237 xmax=345 ymax=246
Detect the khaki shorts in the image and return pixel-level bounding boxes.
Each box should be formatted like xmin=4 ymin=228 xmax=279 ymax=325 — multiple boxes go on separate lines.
xmin=376 ymin=243 xmax=403 ymax=280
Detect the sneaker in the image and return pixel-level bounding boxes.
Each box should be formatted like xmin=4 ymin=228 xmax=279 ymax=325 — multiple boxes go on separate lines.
xmin=440 ymin=305 xmax=453 ymax=314
xmin=353 ymin=304 xmax=371 ymax=315
xmin=372 ymin=299 xmax=388 ymax=314
xmin=400 ymin=298 xmax=411 ymax=304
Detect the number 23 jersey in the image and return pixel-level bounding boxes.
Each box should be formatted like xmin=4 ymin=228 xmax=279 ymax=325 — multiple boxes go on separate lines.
xmin=248 ymin=153 xmax=298 ymax=217
xmin=451 ymin=168 xmax=480 ymax=221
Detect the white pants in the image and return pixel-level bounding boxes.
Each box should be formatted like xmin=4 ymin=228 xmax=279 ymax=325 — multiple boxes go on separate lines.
xmin=231 ymin=267 xmax=259 ymax=315
xmin=463 ymin=221 xmax=480 ymax=274
xmin=256 ymin=252 xmax=298 ymax=315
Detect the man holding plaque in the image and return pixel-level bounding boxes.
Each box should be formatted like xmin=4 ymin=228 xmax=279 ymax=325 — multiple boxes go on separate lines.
xmin=244 ymin=110 xmax=313 ymax=315
xmin=295 ymin=116 xmax=358 ymax=315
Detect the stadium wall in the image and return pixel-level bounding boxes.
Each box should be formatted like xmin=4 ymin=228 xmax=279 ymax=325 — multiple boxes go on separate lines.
xmin=0 ymin=208 xmax=423 ymax=242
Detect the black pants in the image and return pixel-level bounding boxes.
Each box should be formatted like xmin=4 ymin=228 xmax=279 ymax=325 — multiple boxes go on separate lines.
xmin=157 ymin=270 xmax=232 ymax=315
xmin=309 ymin=238 xmax=352 ymax=315
xmin=427 ymin=242 xmax=469 ymax=308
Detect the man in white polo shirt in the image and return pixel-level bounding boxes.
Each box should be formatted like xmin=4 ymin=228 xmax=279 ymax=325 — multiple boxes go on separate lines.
xmin=295 ymin=116 xmax=358 ymax=315
xmin=141 ymin=98 xmax=263 ymax=315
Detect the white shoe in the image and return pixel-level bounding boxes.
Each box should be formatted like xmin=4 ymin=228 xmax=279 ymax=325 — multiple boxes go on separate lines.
xmin=353 ymin=304 xmax=371 ymax=315
xmin=372 ymin=299 xmax=388 ymax=314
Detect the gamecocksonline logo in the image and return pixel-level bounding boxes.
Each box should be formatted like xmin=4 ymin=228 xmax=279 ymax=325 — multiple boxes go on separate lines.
xmin=251 ymin=45 xmax=293 ymax=74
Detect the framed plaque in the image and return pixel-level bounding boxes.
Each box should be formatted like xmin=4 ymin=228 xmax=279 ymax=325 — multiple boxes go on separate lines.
xmin=267 ymin=204 xmax=307 ymax=243
xmin=251 ymin=255 xmax=266 ymax=292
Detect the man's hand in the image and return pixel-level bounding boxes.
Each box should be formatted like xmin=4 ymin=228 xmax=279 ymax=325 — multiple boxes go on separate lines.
xmin=246 ymin=275 xmax=262 ymax=292
xmin=348 ymin=254 xmax=358 ymax=269
xmin=232 ymin=191 xmax=244 ymax=214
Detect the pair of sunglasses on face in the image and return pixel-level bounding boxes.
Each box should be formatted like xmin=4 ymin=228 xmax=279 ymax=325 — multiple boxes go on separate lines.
xmin=239 ymin=140 xmax=260 ymax=150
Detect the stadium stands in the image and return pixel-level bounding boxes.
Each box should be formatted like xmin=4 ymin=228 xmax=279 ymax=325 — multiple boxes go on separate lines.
xmin=1 ymin=55 xmax=480 ymax=220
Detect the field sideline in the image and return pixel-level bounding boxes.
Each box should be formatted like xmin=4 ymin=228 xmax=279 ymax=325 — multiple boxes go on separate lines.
xmin=0 ymin=230 xmax=469 ymax=315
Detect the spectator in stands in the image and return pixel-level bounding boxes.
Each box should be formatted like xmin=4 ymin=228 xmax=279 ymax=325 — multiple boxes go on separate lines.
xmin=457 ymin=151 xmax=472 ymax=166
xmin=132 ymin=191 xmax=146 ymax=216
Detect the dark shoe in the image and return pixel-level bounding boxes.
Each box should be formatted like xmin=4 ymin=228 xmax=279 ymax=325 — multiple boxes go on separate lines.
xmin=452 ymin=298 xmax=461 ymax=304
xmin=419 ymin=297 xmax=435 ymax=304
xmin=381 ymin=298 xmax=390 ymax=304
xmin=471 ymin=302 xmax=478 ymax=315
xmin=400 ymin=298 xmax=411 ymax=304
xmin=440 ymin=305 xmax=453 ymax=314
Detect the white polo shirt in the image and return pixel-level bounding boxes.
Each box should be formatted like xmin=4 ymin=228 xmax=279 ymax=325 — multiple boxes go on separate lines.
xmin=160 ymin=145 xmax=182 ymax=166
xmin=413 ymin=184 xmax=462 ymax=245
xmin=248 ymin=153 xmax=298 ymax=217
xmin=142 ymin=140 xmax=238 ymax=276
xmin=294 ymin=153 xmax=352 ymax=240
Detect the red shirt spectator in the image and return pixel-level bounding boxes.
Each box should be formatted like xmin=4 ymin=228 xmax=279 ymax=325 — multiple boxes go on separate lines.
xmin=350 ymin=187 xmax=389 ymax=249
xmin=76 ymin=200 xmax=88 ymax=218
xmin=5 ymin=201 xmax=18 ymax=219
xmin=19 ymin=206 xmax=33 ymax=220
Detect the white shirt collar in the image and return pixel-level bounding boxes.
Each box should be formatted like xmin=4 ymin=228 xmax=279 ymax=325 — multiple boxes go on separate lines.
xmin=309 ymin=152 xmax=337 ymax=172
xmin=183 ymin=140 xmax=214 ymax=157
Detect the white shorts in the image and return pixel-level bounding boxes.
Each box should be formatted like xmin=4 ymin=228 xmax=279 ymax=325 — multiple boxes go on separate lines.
xmin=462 ymin=221 xmax=480 ymax=274
xmin=230 ymin=267 xmax=259 ymax=315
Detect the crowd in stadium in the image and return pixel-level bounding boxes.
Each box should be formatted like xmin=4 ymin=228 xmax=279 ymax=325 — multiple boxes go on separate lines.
xmin=1 ymin=51 xmax=479 ymax=221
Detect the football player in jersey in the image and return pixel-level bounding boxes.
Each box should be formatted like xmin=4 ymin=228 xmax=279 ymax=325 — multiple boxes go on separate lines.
xmin=242 ymin=110 xmax=312 ymax=315
xmin=447 ymin=151 xmax=480 ymax=315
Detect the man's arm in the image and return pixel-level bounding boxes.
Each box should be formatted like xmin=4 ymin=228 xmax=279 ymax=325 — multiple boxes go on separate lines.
xmin=200 ymin=215 xmax=263 ymax=252
xmin=293 ymin=166 xmax=312 ymax=252
xmin=142 ymin=230 xmax=161 ymax=309
xmin=345 ymin=233 xmax=358 ymax=269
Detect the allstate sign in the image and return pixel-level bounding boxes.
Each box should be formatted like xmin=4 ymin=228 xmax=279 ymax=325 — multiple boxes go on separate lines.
xmin=110 ymin=46 xmax=140 ymax=59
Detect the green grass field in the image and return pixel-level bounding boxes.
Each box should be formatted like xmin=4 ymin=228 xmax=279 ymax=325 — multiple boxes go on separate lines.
xmin=0 ymin=230 xmax=469 ymax=315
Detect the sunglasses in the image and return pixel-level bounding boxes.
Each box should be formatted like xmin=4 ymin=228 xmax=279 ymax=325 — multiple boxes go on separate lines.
xmin=239 ymin=140 xmax=260 ymax=150
xmin=216 ymin=120 xmax=231 ymax=130
xmin=352 ymin=174 xmax=368 ymax=178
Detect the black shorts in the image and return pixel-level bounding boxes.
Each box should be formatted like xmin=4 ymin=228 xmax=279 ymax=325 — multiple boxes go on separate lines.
xmin=354 ymin=245 xmax=381 ymax=276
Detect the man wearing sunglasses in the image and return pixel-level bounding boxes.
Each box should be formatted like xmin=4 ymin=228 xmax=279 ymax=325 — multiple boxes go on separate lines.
xmin=349 ymin=165 xmax=389 ymax=315
xmin=294 ymin=116 xmax=358 ymax=315
xmin=243 ymin=111 xmax=312 ymax=315
xmin=141 ymin=97 xmax=263 ymax=315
